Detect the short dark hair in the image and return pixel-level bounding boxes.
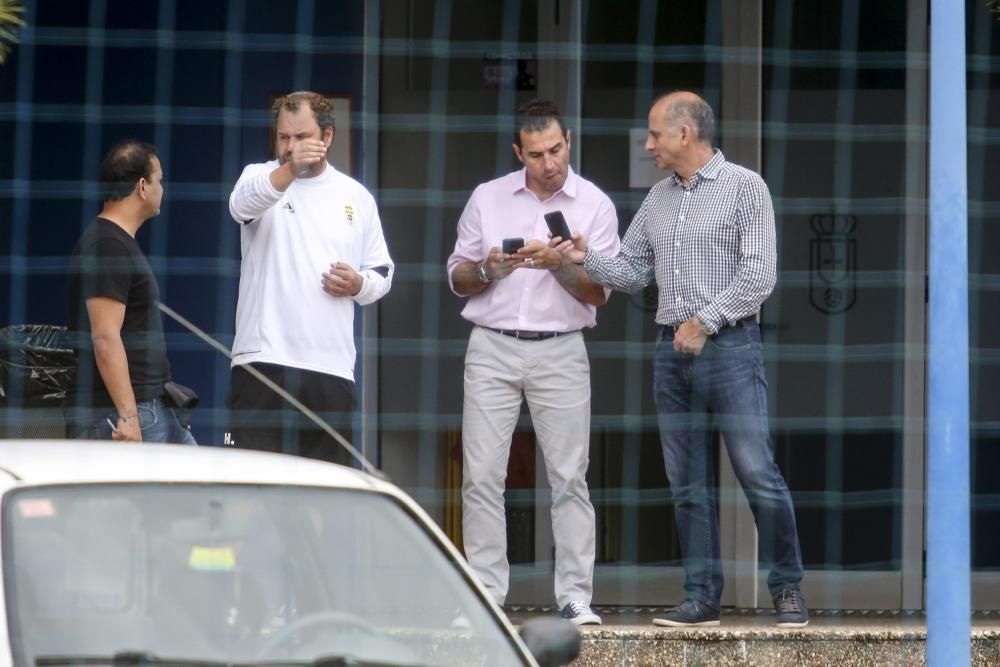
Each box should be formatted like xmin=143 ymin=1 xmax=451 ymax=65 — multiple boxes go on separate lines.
xmin=658 ymin=92 xmax=715 ymax=145
xmin=514 ymin=99 xmax=567 ymax=147
xmin=99 ymin=140 xmax=159 ymax=202
xmin=271 ymin=91 xmax=336 ymax=132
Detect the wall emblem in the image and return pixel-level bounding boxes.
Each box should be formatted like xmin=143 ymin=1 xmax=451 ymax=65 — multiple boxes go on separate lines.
xmin=809 ymin=213 xmax=857 ymax=314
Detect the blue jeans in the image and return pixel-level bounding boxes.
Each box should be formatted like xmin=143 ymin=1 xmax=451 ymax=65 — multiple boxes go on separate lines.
xmin=654 ymin=319 xmax=802 ymax=608
xmin=64 ymin=397 xmax=197 ymax=445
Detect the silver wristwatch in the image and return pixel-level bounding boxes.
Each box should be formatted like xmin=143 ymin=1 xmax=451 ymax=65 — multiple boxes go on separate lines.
xmin=477 ymin=261 xmax=492 ymax=284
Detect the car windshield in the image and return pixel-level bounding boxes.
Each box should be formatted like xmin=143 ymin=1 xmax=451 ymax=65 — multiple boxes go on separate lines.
xmin=2 ymin=484 xmax=528 ymax=667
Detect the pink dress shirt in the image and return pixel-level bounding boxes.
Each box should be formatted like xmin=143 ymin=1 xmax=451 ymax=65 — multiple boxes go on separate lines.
xmin=447 ymin=167 xmax=621 ymax=332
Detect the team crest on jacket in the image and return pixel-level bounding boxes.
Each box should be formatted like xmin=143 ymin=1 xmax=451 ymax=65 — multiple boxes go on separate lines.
xmin=344 ymin=205 xmax=355 ymax=225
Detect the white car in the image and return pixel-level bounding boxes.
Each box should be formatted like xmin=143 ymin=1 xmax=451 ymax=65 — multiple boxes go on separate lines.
xmin=0 ymin=441 xmax=579 ymax=667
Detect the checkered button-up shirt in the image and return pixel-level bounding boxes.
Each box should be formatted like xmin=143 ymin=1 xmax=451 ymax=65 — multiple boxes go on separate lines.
xmin=583 ymin=151 xmax=776 ymax=334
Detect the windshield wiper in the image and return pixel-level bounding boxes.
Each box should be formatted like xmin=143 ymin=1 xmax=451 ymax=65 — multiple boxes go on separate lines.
xmin=36 ymin=651 xmax=425 ymax=667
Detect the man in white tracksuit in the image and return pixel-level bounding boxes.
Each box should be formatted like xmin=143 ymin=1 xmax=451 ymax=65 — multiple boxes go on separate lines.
xmin=227 ymin=91 xmax=393 ymax=463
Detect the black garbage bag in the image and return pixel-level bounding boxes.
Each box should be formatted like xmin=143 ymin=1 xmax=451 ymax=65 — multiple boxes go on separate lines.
xmin=0 ymin=324 xmax=76 ymax=406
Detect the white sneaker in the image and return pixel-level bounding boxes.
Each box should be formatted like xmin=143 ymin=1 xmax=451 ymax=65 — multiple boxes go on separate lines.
xmin=560 ymin=601 xmax=602 ymax=626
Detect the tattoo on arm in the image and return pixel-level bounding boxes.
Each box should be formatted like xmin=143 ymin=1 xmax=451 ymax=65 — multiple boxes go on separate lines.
xmin=452 ymin=261 xmax=490 ymax=296
xmin=552 ymin=262 xmax=606 ymax=306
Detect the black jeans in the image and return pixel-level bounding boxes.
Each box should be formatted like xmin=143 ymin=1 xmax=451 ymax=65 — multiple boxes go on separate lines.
xmin=228 ymin=362 xmax=355 ymax=465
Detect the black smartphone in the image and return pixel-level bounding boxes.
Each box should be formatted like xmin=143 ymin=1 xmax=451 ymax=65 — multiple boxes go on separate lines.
xmin=502 ymin=237 xmax=524 ymax=254
xmin=544 ymin=211 xmax=572 ymax=241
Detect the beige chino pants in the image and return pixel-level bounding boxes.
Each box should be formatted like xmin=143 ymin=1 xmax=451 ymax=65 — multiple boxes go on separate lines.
xmin=461 ymin=326 xmax=597 ymax=608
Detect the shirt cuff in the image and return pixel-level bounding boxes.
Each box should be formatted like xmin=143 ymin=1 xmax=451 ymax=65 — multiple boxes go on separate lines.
xmin=696 ymin=306 xmax=723 ymax=335
xmin=352 ymin=273 xmax=373 ymax=304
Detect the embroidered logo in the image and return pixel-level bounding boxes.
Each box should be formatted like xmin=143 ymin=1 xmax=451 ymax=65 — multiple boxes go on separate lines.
xmin=344 ymin=204 xmax=355 ymax=225
xmin=282 ymin=201 xmax=295 ymax=213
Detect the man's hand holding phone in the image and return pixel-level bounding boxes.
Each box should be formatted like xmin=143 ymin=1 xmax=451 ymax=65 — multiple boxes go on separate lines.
xmin=500 ymin=237 xmax=540 ymax=271
xmin=502 ymin=238 xmax=524 ymax=256
xmin=496 ymin=232 xmax=567 ymax=273
xmin=481 ymin=245 xmax=519 ymax=282
xmin=542 ymin=210 xmax=587 ymax=264
xmin=510 ymin=239 xmax=563 ymax=270
xmin=551 ymin=232 xmax=588 ymax=264
xmin=543 ymin=211 xmax=573 ymax=244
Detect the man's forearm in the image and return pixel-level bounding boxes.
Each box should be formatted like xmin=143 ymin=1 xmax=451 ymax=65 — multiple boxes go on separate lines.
xmin=229 ymin=171 xmax=284 ymax=222
xmin=582 ymin=247 xmax=650 ymax=295
xmin=452 ymin=261 xmax=491 ymax=296
xmin=92 ymin=333 xmax=138 ymax=419
xmin=551 ymin=259 xmax=607 ymax=306
xmin=268 ymin=161 xmax=296 ymax=192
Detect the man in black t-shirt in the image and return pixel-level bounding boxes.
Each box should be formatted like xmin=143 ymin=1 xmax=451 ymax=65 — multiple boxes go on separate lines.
xmin=64 ymin=140 xmax=195 ymax=444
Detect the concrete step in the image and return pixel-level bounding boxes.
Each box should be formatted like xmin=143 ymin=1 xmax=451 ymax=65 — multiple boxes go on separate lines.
xmin=506 ymin=608 xmax=1000 ymax=666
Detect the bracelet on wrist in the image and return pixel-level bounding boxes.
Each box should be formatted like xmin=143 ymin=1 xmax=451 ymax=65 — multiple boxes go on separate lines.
xmin=118 ymin=413 xmax=138 ymax=423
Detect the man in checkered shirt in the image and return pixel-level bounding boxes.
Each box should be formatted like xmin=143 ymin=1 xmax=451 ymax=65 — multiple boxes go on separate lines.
xmin=556 ymin=91 xmax=808 ymax=629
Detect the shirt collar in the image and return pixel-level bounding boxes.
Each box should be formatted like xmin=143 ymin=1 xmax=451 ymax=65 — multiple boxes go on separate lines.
xmin=513 ymin=166 xmax=579 ymax=199
xmin=670 ymin=149 xmax=726 ymax=188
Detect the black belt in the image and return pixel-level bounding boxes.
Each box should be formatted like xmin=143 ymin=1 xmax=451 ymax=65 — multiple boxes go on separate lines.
xmin=660 ymin=315 xmax=757 ymax=335
xmin=486 ymin=327 xmax=577 ymax=341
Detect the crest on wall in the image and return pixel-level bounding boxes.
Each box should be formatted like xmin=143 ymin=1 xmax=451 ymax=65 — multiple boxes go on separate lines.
xmin=809 ymin=213 xmax=857 ymax=314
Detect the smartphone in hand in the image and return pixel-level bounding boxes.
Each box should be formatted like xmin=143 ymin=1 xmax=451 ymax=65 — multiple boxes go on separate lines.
xmin=502 ymin=238 xmax=524 ymax=255
xmin=544 ymin=211 xmax=572 ymax=241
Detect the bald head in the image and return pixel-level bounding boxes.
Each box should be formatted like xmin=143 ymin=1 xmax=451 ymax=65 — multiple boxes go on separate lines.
xmin=644 ymin=91 xmax=717 ymax=182
xmin=654 ymin=92 xmax=715 ymax=146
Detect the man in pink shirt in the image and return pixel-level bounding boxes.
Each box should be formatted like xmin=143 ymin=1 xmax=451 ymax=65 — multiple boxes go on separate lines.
xmin=446 ymin=99 xmax=620 ymax=626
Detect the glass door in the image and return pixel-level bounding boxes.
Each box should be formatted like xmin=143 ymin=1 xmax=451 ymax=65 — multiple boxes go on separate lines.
xmin=371 ymin=0 xmax=933 ymax=611
xmin=757 ymin=0 xmax=927 ymax=609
